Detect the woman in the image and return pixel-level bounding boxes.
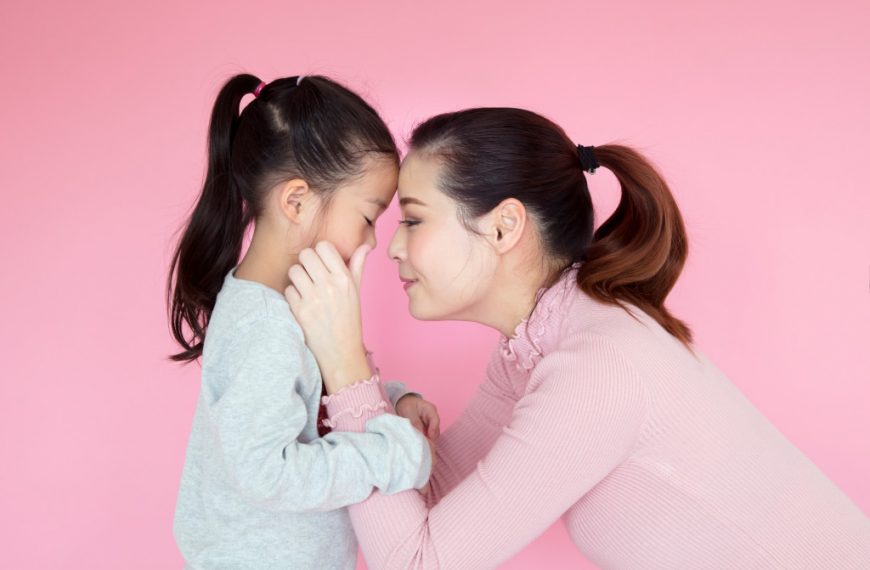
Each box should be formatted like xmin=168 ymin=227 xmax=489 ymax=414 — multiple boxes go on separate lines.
xmin=285 ymin=108 xmax=870 ymax=569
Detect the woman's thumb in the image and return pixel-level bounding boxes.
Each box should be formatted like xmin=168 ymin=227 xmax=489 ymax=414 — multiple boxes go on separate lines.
xmin=349 ymin=244 xmax=371 ymax=290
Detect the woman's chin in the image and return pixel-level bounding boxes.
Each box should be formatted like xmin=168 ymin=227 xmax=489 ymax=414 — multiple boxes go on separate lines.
xmin=408 ymin=299 xmax=438 ymax=321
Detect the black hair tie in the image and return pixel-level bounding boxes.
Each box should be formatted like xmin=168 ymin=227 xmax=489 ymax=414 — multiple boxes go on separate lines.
xmin=576 ymin=144 xmax=599 ymax=174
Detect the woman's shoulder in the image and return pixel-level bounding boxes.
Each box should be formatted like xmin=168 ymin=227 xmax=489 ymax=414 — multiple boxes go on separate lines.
xmin=556 ymin=285 xmax=705 ymax=381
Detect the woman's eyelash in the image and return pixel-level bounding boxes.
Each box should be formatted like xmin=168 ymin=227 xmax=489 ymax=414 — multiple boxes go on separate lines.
xmin=399 ymin=219 xmax=420 ymax=227
xmin=364 ymin=217 xmax=374 ymax=227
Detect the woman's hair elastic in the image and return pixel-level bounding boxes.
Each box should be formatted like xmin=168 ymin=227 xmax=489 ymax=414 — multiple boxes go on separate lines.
xmin=253 ymin=81 xmax=266 ymax=98
xmin=576 ymin=144 xmax=599 ymax=174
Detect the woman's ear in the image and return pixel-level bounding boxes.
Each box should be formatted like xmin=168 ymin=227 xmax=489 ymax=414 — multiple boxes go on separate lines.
xmin=484 ymin=198 xmax=527 ymax=254
xmin=279 ymin=179 xmax=312 ymax=223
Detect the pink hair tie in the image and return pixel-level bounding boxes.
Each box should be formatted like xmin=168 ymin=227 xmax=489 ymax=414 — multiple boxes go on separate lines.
xmin=297 ymin=75 xmax=305 ymax=85
xmin=253 ymin=81 xmax=266 ymax=98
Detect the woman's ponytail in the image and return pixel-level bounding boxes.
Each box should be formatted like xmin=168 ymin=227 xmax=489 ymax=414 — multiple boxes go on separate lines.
xmin=167 ymin=74 xmax=262 ymax=363
xmin=576 ymin=144 xmax=692 ymax=346
xmin=409 ymin=109 xmax=694 ymax=348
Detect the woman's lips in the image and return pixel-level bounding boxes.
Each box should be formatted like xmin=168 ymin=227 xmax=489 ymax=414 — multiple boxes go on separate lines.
xmin=400 ymin=277 xmax=417 ymax=291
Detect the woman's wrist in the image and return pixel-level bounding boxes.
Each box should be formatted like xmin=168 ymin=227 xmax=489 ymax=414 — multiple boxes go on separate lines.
xmin=321 ymin=373 xmax=388 ymax=433
xmin=321 ymin=349 xmax=372 ymax=394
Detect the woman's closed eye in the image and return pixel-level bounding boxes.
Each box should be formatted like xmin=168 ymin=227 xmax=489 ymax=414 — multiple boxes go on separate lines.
xmin=364 ymin=216 xmax=374 ymax=227
xmin=399 ymin=218 xmax=420 ymax=227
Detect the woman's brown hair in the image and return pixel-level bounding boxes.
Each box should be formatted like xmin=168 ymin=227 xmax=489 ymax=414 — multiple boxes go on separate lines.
xmin=410 ymin=108 xmax=692 ymax=347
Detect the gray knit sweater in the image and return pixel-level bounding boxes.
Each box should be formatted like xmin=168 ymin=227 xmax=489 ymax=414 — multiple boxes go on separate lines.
xmin=173 ymin=268 xmax=431 ymax=569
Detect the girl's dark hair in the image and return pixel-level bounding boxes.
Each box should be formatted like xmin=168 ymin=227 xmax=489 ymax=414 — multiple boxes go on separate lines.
xmin=409 ymin=108 xmax=692 ymax=347
xmin=167 ymin=74 xmax=399 ymax=363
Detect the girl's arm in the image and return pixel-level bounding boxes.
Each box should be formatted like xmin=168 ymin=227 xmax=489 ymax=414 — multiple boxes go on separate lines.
xmin=211 ymin=315 xmax=431 ymax=512
xmin=324 ymin=344 xmax=518 ymax=506
xmin=327 ymin=333 xmax=647 ymax=569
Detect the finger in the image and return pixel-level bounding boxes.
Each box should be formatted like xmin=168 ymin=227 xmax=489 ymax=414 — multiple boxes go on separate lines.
xmin=288 ymin=264 xmax=314 ymax=297
xmin=349 ymin=243 xmax=372 ymax=290
xmin=411 ymin=418 xmax=425 ymax=433
xmin=314 ymin=241 xmax=348 ymax=275
xmin=298 ymin=247 xmax=331 ymax=284
xmin=427 ymin=411 xmax=441 ymax=440
xmin=284 ymin=284 xmax=302 ymax=309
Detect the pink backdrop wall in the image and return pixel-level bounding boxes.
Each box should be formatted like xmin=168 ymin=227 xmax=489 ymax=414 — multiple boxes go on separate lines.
xmin=1 ymin=1 xmax=867 ymax=568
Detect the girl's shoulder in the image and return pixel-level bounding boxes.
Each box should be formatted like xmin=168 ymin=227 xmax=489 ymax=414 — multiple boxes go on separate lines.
xmin=205 ymin=276 xmax=305 ymax=361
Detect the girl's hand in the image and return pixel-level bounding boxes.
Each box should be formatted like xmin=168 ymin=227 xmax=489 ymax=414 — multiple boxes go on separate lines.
xmin=284 ymin=241 xmax=372 ymax=393
xmin=395 ymin=395 xmax=441 ymax=441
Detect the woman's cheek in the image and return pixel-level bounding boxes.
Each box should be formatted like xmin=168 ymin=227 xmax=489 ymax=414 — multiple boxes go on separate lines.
xmin=406 ymin=229 xmax=430 ymax=274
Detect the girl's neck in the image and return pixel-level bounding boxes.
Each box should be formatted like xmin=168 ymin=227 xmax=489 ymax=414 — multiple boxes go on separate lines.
xmin=234 ymin=230 xmax=298 ymax=296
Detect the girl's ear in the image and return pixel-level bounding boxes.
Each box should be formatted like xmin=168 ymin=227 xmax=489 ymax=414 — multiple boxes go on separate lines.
xmin=279 ymin=179 xmax=312 ymax=223
xmin=483 ymin=198 xmax=527 ymax=254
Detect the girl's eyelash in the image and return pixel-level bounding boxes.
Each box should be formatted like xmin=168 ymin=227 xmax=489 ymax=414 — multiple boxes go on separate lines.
xmin=399 ymin=219 xmax=420 ymax=227
xmin=364 ymin=217 xmax=374 ymax=227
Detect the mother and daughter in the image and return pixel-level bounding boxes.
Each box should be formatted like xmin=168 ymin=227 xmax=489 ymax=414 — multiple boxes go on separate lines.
xmin=168 ymin=74 xmax=870 ymax=569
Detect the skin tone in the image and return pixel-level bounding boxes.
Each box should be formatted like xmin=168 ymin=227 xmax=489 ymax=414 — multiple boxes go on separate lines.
xmin=286 ymin=149 xmax=561 ymax=390
xmin=235 ymin=155 xmax=395 ymax=390
xmin=284 ymin=150 xmax=561 ymax=477
xmin=235 ymin=154 xmax=438 ymax=441
xmin=387 ymin=151 xmax=559 ymax=336
xmin=234 ymin=155 xmax=397 ymax=294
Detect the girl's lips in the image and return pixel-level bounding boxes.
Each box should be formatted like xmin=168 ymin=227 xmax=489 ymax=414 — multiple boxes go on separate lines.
xmin=400 ymin=277 xmax=417 ymax=291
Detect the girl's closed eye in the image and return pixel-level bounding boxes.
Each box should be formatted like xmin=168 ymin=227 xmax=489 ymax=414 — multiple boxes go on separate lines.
xmin=364 ymin=216 xmax=374 ymax=227
xmin=399 ymin=218 xmax=420 ymax=227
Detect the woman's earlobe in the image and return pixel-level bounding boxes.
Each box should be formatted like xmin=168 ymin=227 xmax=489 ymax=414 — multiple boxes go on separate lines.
xmin=489 ymin=199 xmax=526 ymax=253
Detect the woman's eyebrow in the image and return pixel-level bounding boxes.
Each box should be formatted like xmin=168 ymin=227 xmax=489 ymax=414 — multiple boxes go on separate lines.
xmin=399 ymin=196 xmax=427 ymax=207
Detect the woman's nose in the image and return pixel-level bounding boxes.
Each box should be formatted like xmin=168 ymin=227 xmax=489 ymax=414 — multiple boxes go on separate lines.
xmin=387 ymin=227 xmax=405 ymax=262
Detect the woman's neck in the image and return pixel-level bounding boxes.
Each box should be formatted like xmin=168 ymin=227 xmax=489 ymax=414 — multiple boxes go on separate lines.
xmin=475 ymin=259 xmax=563 ymax=339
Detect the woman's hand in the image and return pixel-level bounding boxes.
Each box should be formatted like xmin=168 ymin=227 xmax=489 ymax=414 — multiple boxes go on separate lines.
xmin=420 ymin=436 xmax=437 ymax=498
xmin=284 ymin=241 xmax=372 ymax=394
xmin=395 ymin=394 xmax=441 ymax=441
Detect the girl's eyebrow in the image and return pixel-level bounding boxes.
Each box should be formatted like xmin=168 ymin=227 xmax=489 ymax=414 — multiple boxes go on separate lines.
xmin=399 ymin=197 xmax=427 ymax=207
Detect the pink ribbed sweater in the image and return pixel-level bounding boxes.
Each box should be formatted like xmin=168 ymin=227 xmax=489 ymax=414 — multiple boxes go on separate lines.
xmin=323 ymin=266 xmax=870 ymax=569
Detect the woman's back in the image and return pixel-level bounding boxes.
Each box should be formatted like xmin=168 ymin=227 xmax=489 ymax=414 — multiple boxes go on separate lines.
xmin=555 ymin=285 xmax=870 ymax=568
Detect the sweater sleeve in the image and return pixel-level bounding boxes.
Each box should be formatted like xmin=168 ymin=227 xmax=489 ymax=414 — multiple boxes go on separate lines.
xmin=366 ymin=348 xmax=423 ymax=410
xmin=335 ymin=347 xmax=514 ymax=505
xmin=424 ymin=344 xmax=519 ymax=505
xmin=330 ymin=333 xmax=647 ymax=569
xmin=210 ymin=315 xmax=432 ymax=512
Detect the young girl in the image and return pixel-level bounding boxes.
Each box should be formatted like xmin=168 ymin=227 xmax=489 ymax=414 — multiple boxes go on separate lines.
xmin=167 ymin=74 xmax=437 ymax=570
xmin=286 ymin=108 xmax=870 ymax=568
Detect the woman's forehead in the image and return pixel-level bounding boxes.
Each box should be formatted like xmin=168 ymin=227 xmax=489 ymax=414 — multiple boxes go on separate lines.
xmin=398 ymin=153 xmax=441 ymax=198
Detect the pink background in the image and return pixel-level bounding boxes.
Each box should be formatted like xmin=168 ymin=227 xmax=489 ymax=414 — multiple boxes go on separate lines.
xmin=1 ymin=1 xmax=868 ymax=568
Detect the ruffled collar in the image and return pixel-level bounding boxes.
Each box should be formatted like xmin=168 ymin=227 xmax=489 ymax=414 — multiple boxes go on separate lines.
xmin=499 ymin=263 xmax=581 ymax=371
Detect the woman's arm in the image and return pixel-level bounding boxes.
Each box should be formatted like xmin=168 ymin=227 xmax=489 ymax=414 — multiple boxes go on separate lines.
xmin=212 ymin=315 xmax=431 ymax=512
xmin=325 ymin=343 xmax=518 ymax=505
xmin=423 ymin=344 xmax=519 ymax=504
xmin=328 ymin=333 xmax=647 ymax=569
